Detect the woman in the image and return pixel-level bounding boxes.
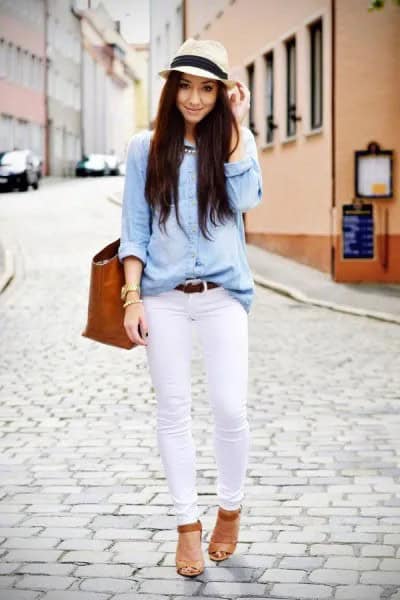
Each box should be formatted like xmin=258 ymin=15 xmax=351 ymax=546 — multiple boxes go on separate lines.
xmin=118 ymin=38 xmax=262 ymax=577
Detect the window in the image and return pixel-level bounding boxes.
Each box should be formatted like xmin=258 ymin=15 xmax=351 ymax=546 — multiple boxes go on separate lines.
xmin=22 ymin=49 xmax=29 ymax=87
xmin=31 ymin=121 xmax=41 ymax=156
xmin=264 ymin=51 xmax=275 ymax=144
xmin=31 ymin=56 xmax=36 ymax=89
xmin=55 ymin=127 xmax=62 ymax=158
xmin=246 ymin=62 xmax=256 ymax=136
xmin=176 ymin=5 xmax=182 ymax=44
xmin=310 ymin=19 xmax=323 ymax=129
xmin=8 ymin=42 xmax=15 ymax=81
xmin=38 ymin=58 xmax=44 ymax=91
xmin=0 ymin=114 xmax=14 ymax=149
xmin=15 ymin=46 xmax=22 ymax=83
xmin=0 ymin=39 xmax=6 ymax=79
xmin=53 ymin=20 xmax=59 ymax=51
xmin=285 ymin=36 xmax=297 ymax=137
xmin=15 ymin=119 xmax=27 ymax=149
xmin=165 ymin=22 xmax=170 ymax=66
xmin=156 ymin=35 xmax=161 ymax=71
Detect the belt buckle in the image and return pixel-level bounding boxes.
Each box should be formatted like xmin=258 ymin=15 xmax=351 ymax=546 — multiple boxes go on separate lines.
xmin=183 ymin=278 xmax=208 ymax=293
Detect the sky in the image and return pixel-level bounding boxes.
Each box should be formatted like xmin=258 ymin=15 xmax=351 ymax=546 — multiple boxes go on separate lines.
xmin=91 ymin=0 xmax=150 ymax=44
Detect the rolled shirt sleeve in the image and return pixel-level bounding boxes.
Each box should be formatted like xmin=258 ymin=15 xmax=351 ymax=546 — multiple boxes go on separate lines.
xmin=224 ymin=126 xmax=263 ymax=213
xmin=118 ymin=132 xmax=152 ymax=265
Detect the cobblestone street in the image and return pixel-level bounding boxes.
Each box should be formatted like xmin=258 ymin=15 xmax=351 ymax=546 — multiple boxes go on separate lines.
xmin=0 ymin=179 xmax=399 ymax=600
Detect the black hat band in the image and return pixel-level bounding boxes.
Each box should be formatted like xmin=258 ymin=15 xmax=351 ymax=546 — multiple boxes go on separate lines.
xmin=170 ymin=54 xmax=228 ymax=80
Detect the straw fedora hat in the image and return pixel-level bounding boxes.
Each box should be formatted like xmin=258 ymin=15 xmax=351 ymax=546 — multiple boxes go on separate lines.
xmin=158 ymin=38 xmax=237 ymax=89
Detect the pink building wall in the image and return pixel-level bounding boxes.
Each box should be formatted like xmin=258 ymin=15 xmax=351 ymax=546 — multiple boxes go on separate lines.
xmin=0 ymin=12 xmax=46 ymax=164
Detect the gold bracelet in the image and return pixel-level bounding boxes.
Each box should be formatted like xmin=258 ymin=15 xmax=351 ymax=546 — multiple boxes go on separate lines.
xmin=121 ymin=282 xmax=141 ymax=301
xmin=123 ymin=299 xmax=143 ymax=309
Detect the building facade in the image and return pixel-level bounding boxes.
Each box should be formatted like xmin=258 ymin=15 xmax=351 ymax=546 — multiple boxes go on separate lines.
xmin=76 ymin=4 xmax=146 ymax=160
xmin=185 ymin=0 xmax=400 ymax=284
xmin=0 ymin=0 xmax=148 ymax=176
xmin=0 ymin=0 xmax=46 ymax=167
xmin=47 ymin=0 xmax=81 ymax=176
xmin=150 ymin=0 xmax=184 ymax=125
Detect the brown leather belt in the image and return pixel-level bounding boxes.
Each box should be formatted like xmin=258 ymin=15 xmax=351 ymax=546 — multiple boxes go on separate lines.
xmin=175 ymin=280 xmax=220 ymax=293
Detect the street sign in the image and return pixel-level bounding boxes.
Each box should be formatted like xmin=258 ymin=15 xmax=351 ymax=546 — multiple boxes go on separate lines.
xmin=342 ymin=203 xmax=374 ymax=260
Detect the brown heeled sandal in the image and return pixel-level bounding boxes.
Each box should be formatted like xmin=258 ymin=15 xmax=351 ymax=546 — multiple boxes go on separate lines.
xmin=176 ymin=519 xmax=204 ymax=577
xmin=208 ymin=505 xmax=242 ymax=562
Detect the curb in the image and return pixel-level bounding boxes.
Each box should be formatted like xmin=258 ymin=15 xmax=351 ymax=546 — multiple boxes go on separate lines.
xmin=253 ymin=272 xmax=400 ymax=326
xmin=107 ymin=192 xmax=399 ymax=326
xmin=108 ymin=192 xmax=122 ymax=207
xmin=0 ymin=246 xmax=15 ymax=294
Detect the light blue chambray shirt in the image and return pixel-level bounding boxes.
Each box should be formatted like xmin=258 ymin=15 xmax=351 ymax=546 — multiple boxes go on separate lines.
xmin=118 ymin=126 xmax=263 ymax=314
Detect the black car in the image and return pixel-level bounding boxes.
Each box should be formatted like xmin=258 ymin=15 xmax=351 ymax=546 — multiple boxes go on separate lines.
xmin=75 ymin=154 xmax=109 ymax=177
xmin=75 ymin=153 xmax=122 ymax=177
xmin=0 ymin=149 xmax=42 ymax=192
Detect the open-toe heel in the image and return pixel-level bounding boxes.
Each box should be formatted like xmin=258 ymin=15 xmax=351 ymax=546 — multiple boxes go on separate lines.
xmin=176 ymin=519 xmax=204 ymax=577
xmin=208 ymin=505 xmax=242 ymax=562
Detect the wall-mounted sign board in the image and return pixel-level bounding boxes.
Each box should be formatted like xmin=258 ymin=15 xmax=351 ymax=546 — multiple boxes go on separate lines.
xmin=342 ymin=203 xmax=374 ymax=260
xmin=355 ymin=144 xmax=393 ymax=199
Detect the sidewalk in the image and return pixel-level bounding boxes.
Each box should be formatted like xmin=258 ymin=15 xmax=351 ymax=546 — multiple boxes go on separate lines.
xmin=0 ymin=238 xmax=14 ymax=294
xmin=0 ymin=176 xmax=74 ymax=294
xmin=108 ymin=189 xmax=400 ymax=325
xmin=248 ymin=244 xmax=400 ymax=325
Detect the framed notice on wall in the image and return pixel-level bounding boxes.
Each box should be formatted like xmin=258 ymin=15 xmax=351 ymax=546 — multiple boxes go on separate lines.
xmin=355 ymin=144 xmax=393 ymax=199
xmin=342 ymin=203 xmax=375 ymax=260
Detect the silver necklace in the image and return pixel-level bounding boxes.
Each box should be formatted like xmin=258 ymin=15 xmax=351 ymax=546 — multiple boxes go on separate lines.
xmin=184 ymin=145 xmax=197 ymax=155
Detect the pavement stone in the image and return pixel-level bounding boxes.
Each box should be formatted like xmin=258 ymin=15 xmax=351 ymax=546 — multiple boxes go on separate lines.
xmin=360 ymin=571 xmax=400 ymax=585
xmin=361 ymin=545 xmax=396 ymax=557
xmin=138 ymin=579 xmax=202 ymax=594
xmin=111 ymin=596 xmax=169 ymax=600
xmin=334 ymin=584 xmax=384 ymax=600
xmin=13 ymin=575 xmax=75 ymax=590
xmin=259 ymin=568 xmax=306 ymax=583
xmin=0 ymin=592 xmax=42 ymax=600
xmin=40 ymin=593 xmax=111 ymax=600
xmin=201 ymin=582 xmax=267 ymax=595
xmin=79 ymin=577 xmax=137 ymax=592
xmin=308 ymin=568 xmax=358 ymax=585
xmin=270 ymin=583 xmax=333 ymax=598
xmin=0 ymin=178 xmax=399 ymax=598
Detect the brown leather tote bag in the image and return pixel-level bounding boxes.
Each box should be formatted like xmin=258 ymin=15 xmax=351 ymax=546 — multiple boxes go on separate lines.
xmin=81 ymin=238 xmax=137 ymax=350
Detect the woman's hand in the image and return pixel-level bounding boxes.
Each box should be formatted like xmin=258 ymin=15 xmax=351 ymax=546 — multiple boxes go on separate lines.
xmin=229 ymin=81 xmax=251 ymax=124
xmin=123 ymin=303 xmax=149 ymax=346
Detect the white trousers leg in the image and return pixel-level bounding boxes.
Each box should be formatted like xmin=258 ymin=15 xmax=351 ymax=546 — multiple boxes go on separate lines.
xmin=143 ymin=286 xmax=250 ymax=526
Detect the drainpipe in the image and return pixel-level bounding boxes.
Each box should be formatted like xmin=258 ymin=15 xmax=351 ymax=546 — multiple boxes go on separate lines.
xmin=44 ymin=0 xmax=49 ymax=175
xmin=148 ymin=0 xmax=152 ymax=129
xmin=330 ymin=0 xmax=336 ymax=279
xmin=71 ymin=5 xmax=84 ymax=158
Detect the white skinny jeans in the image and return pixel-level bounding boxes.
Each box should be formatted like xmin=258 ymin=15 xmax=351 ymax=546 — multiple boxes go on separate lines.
xmin=142 ymin=284 xmax=250 ymax=526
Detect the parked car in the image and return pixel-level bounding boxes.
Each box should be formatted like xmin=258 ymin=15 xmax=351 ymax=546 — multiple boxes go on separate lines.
xmin=103 ymin=153 xmax=122 ymax=176
xmin=75 ymin=154 xmax=108 ymax=177
xmin=118 ymin=161 xmax=126 ymax=176
xmin=0 ymin=149 xmax=42 ymax=192
xmin=75 ymin=153 xmax=123 ymax=177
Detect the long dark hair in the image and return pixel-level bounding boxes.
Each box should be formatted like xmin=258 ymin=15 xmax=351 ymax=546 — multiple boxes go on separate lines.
xmin=145 ymin=70 xmax=239 ymax=241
